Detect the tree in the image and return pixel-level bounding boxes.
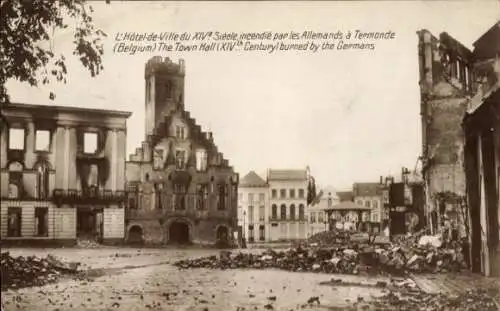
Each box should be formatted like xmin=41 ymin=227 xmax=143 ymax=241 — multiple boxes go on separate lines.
xmin=307 ymin=176 xmax=317 ymax=205
xmin=0 ymin=0 xmax=107 ymax=105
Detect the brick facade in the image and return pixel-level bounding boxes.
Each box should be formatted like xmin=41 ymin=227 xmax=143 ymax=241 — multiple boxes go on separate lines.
xmin=124 ymin=57 xmax=239 ymax=246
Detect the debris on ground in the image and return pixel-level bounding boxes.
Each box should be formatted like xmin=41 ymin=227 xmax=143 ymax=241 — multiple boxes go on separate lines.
xmin=173 ymin=229 xmax=467 ymax=276
xmin=354 ymin=288 xmax=500 ymax=311
xmin=76 ymin=239 xmax=102 ymax=249
xmin=0 ymin=252 xmax=81 ymax=290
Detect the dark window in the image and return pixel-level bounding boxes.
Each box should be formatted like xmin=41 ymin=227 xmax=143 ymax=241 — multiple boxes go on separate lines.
xmin=289 ymin=189 xmax=295 ymax=198
xmin=176 ymin=150 xmax=186 ymax=169
xmin=35 ymin=207 xmax=48 ymax=237
xmin=196 ymin=184 xmax=208 ymax=210
xmin=217 ymin=184 xmax=227 ymax=210
xmin=271 ymin=204 xmax=277 ymax=219
xmin=290 ymin=204 xmax=296 ymax=220
xmin=7 ymin=207 xmax=22 ymax=237
xmin=8 ymin=161 xmax=23 ymax=199
xmin=298 ymin=189 xmax=305 ymax=198
xmin=298 ymin=204 xmax=305 ymax=220
xmin=165 ymin=81 xmax=172 ymax=98
xmin=271 ymin=189 xmax=277 ymax=199
xmin=280 ymin=189 xmax=286 ymax=198
xmin=280 ymin=204 xmax=286 ymax=220
xmin=259 ymin=225 xmax=265 ymax=241
xmin=248 ymin=224 xmax=254 ymax=242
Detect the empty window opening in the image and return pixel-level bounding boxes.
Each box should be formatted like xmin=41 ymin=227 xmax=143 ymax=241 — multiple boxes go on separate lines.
xmin=35 ymin=207 xmax=49 ymax=237
xmin=83 ymin=132 xmax=98 ymax=154
xmin=7 ymin=207 xmax=22 ymax=237
xmin=35 ymin=130 xmax=50 ymax=151
xmin=9 ymin=128 xmax=25 ymax=150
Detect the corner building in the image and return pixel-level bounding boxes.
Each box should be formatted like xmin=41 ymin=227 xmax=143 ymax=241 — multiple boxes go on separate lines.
xmin=0 ymin=103 xmax=131 ymax=245
xmin=125 ymin=56 xmax=239 ymax=246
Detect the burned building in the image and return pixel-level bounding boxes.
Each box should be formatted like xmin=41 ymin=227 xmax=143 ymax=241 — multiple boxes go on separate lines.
xmin=463 ymin=21 xmax=500 ymax=277
xmin=0 ymin=103 xmax=131 ymax=245
xmin=417 ymin=29 xmax=475 ymax=234
xmin=125 ymin=56 xmax=239 ymax=246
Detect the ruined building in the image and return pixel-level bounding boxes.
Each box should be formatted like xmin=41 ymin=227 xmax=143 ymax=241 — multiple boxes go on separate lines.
xmin=125 ymin=56 xmax=239 ymax=246
xmin=463 ymin=22 xmax=500 ymax=277
xmin=417 ymin=29 xmax=475 ymax=234
xmin=0 ymin=103 xmax=131 ymax=245
xmin=418 ymin=21 xmax=500 ymax=276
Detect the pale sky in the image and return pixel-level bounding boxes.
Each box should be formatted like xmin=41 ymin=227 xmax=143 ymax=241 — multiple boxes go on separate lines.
xmin=5 ymin=1 xmax=500 ymax=190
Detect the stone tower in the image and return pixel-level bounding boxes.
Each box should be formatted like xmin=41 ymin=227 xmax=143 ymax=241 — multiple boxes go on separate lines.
xmin=144 ymin=56 xmax=186 ymax=139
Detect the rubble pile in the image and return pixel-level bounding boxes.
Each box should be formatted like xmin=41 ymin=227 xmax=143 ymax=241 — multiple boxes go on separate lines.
xmin=0 ymin=252 xmax=81 ymax=290
xmin=355 ymin=288 xmax=500 ymax=311
xmin=77 ymin=239 xmax=102 ymax=249
xmin=308 ymin=229 xmax=352 ymax=246
xmin=174 ymin=231 xmax=467 ymax=275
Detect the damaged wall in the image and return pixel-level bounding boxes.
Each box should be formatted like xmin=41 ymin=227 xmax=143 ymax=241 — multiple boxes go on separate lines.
xmin=417 ymin=29 xmax=474 ymax=232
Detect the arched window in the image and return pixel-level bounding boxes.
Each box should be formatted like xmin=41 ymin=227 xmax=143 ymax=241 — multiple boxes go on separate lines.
xmin=280 ymin=204 xmax=286 ymax=220
xmin=271 ymin=204 xmax=277 ymax=219
xmin=298 ymin=204 xmax=305 ymax=220
xmin=34 ymin=161 xmax=50 ymax=199
xmin=289 ymin=204 xmax=296 ymax=220
xmin=8 ymin=161 xmax=23 ymax=199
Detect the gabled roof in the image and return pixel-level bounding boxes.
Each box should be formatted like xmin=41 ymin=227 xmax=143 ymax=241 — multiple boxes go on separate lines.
xmin=353 ymin=182 xmax=382 ymax=197
xmin=240 ymin=171 xmax=268 ymax=187
xmin=268 ymin=169 xmax=307 ymax=181
xmin=327 ymin=201 xmax=371 ymax=211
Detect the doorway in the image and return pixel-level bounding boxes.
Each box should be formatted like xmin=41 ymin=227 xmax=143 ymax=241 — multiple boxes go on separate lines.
xmin=168 ymin=221 xmax=190 ymax=245
xmin=216 ymin=225 xmax=230 ymax=248
xmin=77 ymin=207 xmax=103 ymax=241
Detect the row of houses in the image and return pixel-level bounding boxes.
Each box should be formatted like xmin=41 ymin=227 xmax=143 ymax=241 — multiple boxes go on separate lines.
xmin=237 ymin=171 xmax=391 ymax=242
xmin=0 ymin=56 xmax=238 ymax=247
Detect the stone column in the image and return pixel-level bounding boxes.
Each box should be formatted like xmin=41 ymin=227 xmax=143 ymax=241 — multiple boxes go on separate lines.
xmin=25 ymin=121 xmax=36 ymax=169
xmin=63 ymin=126 xmax=70 ymax=190
xmin=111 ymin=129 xmax=117 ymax=192
xmin=0 ymin=123 xmax=8 ymax=168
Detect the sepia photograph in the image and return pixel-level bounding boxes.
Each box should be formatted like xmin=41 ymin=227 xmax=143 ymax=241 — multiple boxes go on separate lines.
xmin=0 ymin=0 xmax=499 ymax=310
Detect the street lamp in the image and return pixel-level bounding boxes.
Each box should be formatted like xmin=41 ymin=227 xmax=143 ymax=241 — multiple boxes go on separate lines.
xmin=243 ymin=211 xmax=246 ymax=240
